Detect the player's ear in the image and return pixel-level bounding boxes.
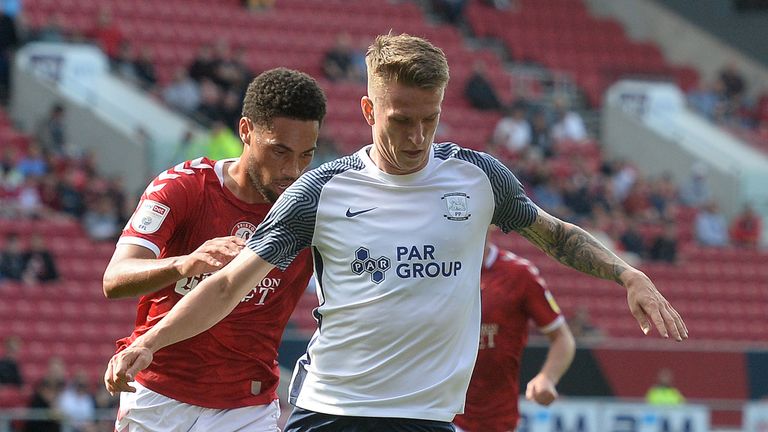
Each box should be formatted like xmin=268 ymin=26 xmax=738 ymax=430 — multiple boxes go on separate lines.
xmin=361 ymin=96 xmax=375 ymax=126
xmin=238 ymin=117 xmax=251 ymax=144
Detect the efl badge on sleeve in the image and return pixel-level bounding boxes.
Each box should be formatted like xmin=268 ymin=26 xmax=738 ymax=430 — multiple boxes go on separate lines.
xmin=131 ymin=200 xmax=170 ymax=234
xmin=442 ymin=192 xmax=471 ymax=221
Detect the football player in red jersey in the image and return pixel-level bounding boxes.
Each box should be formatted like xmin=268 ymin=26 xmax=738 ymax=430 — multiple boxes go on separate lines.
xmin=102 ymin=68 xmax=326 ymax=432
xmin=454 ymin=229 xmax=576 ymax=432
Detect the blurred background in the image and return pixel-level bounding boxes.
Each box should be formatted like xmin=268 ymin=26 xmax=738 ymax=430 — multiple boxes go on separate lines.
xmin=0 ymin=0 xmax=767 ymax=431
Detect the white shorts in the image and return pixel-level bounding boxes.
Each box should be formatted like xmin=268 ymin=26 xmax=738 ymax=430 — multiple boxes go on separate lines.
xmin=116 ymin=382 xmax=281 ymax=432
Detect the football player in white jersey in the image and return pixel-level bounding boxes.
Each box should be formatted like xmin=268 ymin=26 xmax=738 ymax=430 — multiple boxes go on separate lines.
xmin=106 ymin=33 xmax=688 ymax=432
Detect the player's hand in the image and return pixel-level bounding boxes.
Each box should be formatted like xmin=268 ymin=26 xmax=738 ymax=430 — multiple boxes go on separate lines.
xmin=104 ymin=346 xmax=153 ymax=396
xmin=623 ymin=269 xmax=688 ymax=341
xmin=525 ymin=373 xmax=558 ymax=406
xmin=178 ymin=236 xmax=246 ymax=277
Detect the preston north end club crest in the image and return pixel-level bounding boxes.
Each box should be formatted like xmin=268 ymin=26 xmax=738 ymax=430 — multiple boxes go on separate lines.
xmin=442 ymin=192 xmax=471 ymax=221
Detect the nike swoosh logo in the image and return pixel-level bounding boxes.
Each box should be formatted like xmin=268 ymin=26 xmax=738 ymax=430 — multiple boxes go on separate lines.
xmin=346 ymin=207 xmax=377 ymax=217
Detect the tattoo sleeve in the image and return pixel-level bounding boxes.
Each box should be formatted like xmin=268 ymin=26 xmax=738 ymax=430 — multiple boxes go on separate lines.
xmin=517 ymin=212 xmax=630 ymax=284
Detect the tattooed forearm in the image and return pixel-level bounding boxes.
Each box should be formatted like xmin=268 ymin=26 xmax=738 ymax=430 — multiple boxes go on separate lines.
xmin=518 ymin=215 xmax=629 ymax=284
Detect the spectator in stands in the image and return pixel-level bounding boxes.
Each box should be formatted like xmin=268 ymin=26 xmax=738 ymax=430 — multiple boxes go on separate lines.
xmin=680 ymin=162 xmax=712 ymax=208
xmin=214 ymin=44 xmax=251 ymax=93
xmin=169 ymin=129 xmax=205 ymax=165
xmin=490 ymin=103 xmax=531 ymax=159
xmin=16 ymin=143 xmax=49 ymax=180
xmin=718 ymin=62 xmax=746 ymax=107
xmin=622 ymin=178 xmax=655 ymax=221
xmin=0 ymin=3 xmax=19 ymax=105
xmin=0 ymin=232 xmax=25 ymax=281
xmin=431 ymin=0 xmax=468 ymax=27
xmin=36 ymin=104 xmax=67 ymax=157
xmin=163 ymin=68 xmax=201 ymax=115
xmin=82 ymin=196 xmax=122 ymax=242
xmin=57 ymin=169 xmax=87 ymax=219
xmin=16 ymin=177 xmax=46 ymax=219
xmin=648 ymin=173 xmax=679 ymax=222
xmin=646 ymin=368 xmax=685 ymax=405
xmin=729 ymin=204 xmax=762 ymax=248
xmin=93 ymin=386 xmax=119 ymax=432
xmin=212 ymin=120 xmax=245 ymax=159
xmin=464 ymin=61 xmax=504 ymax=112
xmin=112 ymin=42 xmax=140 ymax=85
xmin=188 ymin=44 xmax=217 ymax=83
xmin=22 ymin=233 xmax=59 ymax=283
xmin=87 ymin=8 xmax=124 ymax=61
xmin=531 ymin=174 xmax=571 ymax=220
xmin=618 ymin=217 xmax=646 ymax=258
xmin=133 ymin=47 xmax=158 ymax=91
xmin=322 ymin=33 xmax=358 ymax=82
xmin=454 ymin=229 xmax=575 ymax=432
xmin=695 ymin=201 xmax=729 ymax=247
xmin=551 ymin=96 xmax=588 ymax=143
xmin=44 ymin=357 xmax=68 ymax=391
xmin=0 ymin=146 xmax=17 ymax=184
xmin=529 ymin=109 xmax=555 ymax=158
xmin=649 ymin=224 xmax=678 ymax=263
xmin=0 ymin=335 xmax=23 ymax=387
xmin=192 ymin=79 xmax=224 ymax=127
xmin=221 ymin=89 xmax=244 ymax=132
xmin=38 ymin=173 xmax=63 ymax=214
xmin=24 ymin=378 xmax=63 ymax=432
xmin=687 ymin=79 xmax=727 ymax=121
xmin=104 ymin=177 xmax=129 ymax=225
xmin=58 ymin=370 xmax=97 ymax=432
xmin=562 ymin=176 xmax=593 ymax=222
xmin=610 ymin=160 xmax=638 ymax=204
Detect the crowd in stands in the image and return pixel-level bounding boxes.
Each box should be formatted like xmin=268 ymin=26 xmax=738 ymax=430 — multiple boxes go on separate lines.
xmin=0 ymin=232 xmax=58 ymax=285
xmin=687 ymin=62 xmax=768 ymax=151
xmin=479 ymin=92 xmax=763 ymax=264
xmin=0 ymin=102 xmax=129 ymax=244
xmin=1 ymin=336 xmax=119 ymax=432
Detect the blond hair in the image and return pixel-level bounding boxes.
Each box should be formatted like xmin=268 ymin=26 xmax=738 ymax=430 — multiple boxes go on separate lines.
xmin=365 ymin=33 xmax=450 ymax=91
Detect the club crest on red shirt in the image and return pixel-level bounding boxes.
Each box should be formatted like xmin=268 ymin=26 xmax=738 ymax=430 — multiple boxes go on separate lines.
xmin=232 ymin=221 xmax=258 ymax=240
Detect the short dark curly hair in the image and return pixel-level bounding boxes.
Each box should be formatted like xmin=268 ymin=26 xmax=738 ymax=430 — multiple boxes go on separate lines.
xmin=241 ymin=68 xmax=327 ymax=129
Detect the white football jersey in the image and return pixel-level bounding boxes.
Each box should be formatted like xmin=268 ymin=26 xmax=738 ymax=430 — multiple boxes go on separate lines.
xmin=246 ymin=143 xmax=537 ymax=422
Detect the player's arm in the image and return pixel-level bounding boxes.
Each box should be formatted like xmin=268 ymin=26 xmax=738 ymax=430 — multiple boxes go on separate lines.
xmin=525 ymin=324 xmax=575 ymax=406
xmin=102 ymin=237 xmax=245 ymax=298
xmin=104 ymin=247 xmax=275 ymax=394
xmin=516 ymin=208 xmax=687 ymax=340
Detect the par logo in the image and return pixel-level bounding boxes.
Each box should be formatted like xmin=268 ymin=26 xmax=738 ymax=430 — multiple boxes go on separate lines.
xmin=350 ymin=247 xmax=391 ymax=284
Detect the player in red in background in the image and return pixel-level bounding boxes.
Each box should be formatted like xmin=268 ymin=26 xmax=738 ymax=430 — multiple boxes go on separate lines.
xmin=101 ymin=68 xmax=326 ymax=432
xmin=454 ymin=228 xmax=576 ymax=432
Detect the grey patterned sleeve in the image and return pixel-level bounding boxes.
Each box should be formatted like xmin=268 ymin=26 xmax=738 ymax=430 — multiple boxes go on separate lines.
xmin=245 ymin=174 xmax=320 ymax=270
xmin=453 ymin=147 xmax=538 ymax=232
xmin=245 ymin=155 xmax=363 ymax=270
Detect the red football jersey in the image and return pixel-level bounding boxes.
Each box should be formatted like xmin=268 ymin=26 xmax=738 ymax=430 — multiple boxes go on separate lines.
xmin=454 ymin=245 xmax=564 ymax=432
xmin=114 ymin=157 xmax=313 ymax=409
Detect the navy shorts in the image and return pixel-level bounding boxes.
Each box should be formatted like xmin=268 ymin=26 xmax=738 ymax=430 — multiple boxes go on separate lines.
xmin=284 ymin=407 xmax=457 ymax=432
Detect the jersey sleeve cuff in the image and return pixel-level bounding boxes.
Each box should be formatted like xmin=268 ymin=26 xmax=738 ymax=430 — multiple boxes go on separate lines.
xmin=117 ymin=236 xmax=161 ymax=257
xmin=539 ymin=315 xmax=566 ymax=334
